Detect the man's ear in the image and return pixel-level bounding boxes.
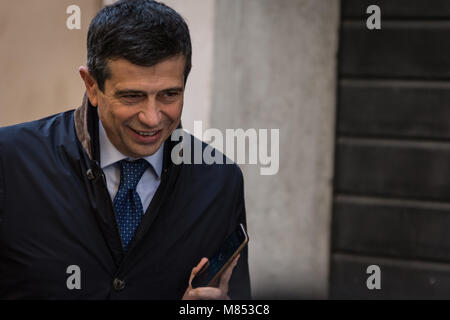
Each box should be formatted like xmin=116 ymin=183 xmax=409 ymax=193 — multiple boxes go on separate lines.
xmin=79 ymin=66 xmax=99 ymax=107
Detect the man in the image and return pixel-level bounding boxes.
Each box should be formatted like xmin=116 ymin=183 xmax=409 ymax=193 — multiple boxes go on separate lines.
xmin=0 ymin=0 xmax=251 ymax=299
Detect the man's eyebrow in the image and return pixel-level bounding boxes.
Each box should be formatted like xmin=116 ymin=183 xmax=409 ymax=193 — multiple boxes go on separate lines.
xmin=114 ymin=89 xmax=147 ymax=96
xmin=114 ymin=87 xmax=184 ymax=96
xmin=160 ymin=87 xmax=184 ymax=92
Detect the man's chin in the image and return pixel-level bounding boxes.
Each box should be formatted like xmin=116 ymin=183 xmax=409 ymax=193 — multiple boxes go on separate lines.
xmin=129 ymin=143 xmax=163 ymax=158
xmin=123 ymin=133 xmax=165 ymax=157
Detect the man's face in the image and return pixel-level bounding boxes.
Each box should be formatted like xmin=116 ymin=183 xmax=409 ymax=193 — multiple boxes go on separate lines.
xmin=94 ymin=56 xmax=185 ymax=158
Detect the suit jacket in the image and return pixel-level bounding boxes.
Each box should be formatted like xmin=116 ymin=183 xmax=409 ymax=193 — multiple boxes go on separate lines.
xmin=0 ymin=95 xmax=251 ymax=299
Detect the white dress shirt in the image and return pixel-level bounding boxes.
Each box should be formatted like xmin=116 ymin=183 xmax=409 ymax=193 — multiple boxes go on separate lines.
xmin=99 ymin=120 xmax=164 ymax=213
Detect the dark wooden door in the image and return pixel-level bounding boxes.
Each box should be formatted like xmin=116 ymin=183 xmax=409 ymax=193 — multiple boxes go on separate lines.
xmin=330 ymin=0 xmax=450 ymax=299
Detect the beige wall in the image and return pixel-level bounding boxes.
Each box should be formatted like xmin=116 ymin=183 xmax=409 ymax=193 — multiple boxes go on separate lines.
xmin=0 ymin=0 xmax=101 ymax=127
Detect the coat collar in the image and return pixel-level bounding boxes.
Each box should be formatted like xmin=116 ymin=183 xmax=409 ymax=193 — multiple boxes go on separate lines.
xmin=74 ymin=93 xmax=94 ymax=160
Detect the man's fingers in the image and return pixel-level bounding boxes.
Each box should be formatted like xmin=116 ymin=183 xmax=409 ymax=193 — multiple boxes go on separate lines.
xmin=189 ymin=257 xmax=209 ymax=286
xmin=183 ymin=257 xmax=210 ymax=300
xmin=189 ymin=287 xmax=229 ymax=300
xmin=219 ymin=254 xmax=240 ymax=291
xmin=183 ymin=255 xmax=240 ymax=300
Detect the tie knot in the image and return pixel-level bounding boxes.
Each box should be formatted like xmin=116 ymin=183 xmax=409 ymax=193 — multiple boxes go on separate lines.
xmin=118 ymin=159 xmax=149 ymax=190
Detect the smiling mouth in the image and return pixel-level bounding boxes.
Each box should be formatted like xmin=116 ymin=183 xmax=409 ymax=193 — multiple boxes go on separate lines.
xmin=132 ymin=128 xmax=161 ymax=137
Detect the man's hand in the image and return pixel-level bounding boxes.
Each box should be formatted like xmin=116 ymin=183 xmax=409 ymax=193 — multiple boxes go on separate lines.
xmin=182 ymin=254 xmax=240 ymax=300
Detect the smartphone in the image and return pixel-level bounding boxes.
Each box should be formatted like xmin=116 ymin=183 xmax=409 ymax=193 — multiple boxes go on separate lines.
xmin=191 ymin=223 xmax=249 ymax=288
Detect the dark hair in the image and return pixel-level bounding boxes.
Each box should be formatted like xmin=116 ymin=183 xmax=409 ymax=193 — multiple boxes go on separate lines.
xmin=87 ymin=0 xmax=192 ymax=91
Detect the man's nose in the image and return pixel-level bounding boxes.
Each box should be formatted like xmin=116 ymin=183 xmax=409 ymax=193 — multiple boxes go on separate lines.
xmin=139 ymin=98 xmax=161 ymax=127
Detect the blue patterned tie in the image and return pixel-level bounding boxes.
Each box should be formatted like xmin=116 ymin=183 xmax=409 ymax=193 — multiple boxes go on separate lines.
xmin=113 ymin=159 xmax=149 ymax=250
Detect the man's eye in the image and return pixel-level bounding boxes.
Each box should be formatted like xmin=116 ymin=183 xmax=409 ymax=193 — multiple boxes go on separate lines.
xmin=165 ymin=92 xmax=179 ymax=97
xmin=158 ymin=91 xmax=181 ymax=103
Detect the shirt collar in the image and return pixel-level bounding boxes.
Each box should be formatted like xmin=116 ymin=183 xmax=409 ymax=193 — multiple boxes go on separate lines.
xmin=98 ymin=119 xmax=164 ymax=178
